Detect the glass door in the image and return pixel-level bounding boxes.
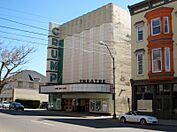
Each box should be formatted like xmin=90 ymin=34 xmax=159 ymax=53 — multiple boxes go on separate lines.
xmin=173 ymin=84 xmax=177 ymax=119
xmin=156 ymin=84 xmax=171 ymax=119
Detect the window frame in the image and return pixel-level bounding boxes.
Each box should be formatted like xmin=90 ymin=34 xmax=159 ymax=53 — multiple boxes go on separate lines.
xmin=164 ymin=16 xmax=169 ymax=34
xmin=165 ymin=47 xmax=170 ymax=72
xmin=151 ymin=17 xmax=161 ymax=36
xmin=152 ymin=48 xmax=162 ymax=73
xmin=137 ymin=25 xmax=143 ymax=42
xmin=137 ymin=52 xmax=144 ymax=75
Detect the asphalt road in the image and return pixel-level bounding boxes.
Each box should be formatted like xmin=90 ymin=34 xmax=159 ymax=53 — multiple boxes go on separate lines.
xmin=0 ymin=109 xmax=177 ymax=132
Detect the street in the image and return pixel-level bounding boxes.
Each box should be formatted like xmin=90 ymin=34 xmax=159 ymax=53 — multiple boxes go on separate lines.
xmin=0 ymin=109 xmax=176 ymax=132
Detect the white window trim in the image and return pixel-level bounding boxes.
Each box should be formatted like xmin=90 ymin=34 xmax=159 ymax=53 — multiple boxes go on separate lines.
xmin=137 ymin=52 xmax=144 ymax=76
xmin=164 ymin=16 xmax=169 ymax=34
xmin=165 ymin=47 xmax=170 ymax=72
xmin=137 ymin=25 xmax=143 ymax=42
xmin=151 ymin=17 xmax=161 ymax=36
xmin=152 ymin=48 xmax=162 ymax=73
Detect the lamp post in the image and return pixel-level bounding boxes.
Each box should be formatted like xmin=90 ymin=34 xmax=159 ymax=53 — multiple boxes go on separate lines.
xmin=99 ymin=41 xmax=116 ymax=119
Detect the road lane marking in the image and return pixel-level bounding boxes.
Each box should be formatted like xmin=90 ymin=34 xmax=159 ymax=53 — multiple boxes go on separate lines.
xmin=31 ymin=120 xmax=55 ymax=126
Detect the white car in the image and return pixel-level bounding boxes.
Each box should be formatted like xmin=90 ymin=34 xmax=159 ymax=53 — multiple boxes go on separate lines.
xmin=2 ymin=101 xmax=11 ymax=109
xmin=119 ymin=111 xmax=158 ymax=125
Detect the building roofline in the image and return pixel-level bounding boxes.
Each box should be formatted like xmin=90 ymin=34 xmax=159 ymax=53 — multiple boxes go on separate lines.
xmin=128 ymin=0 xmax=177 ymax=16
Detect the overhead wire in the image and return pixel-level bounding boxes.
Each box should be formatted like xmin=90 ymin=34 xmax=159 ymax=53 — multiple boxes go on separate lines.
xmin=0 ymin=30 xmax=47 ymax=41
xmin=0 ymin=6 xmax=59 ymax=22
xmin=0 ymin=25 xmax=47 ymax=36
xmin=0 ymin=17 xmax=48 ymax=31
xmin=0 ymin=13 xmax=48 ymax=24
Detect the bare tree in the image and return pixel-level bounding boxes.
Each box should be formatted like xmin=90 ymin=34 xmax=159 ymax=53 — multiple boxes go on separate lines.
xmin=0 ymin=45 xmax=34 ymax=94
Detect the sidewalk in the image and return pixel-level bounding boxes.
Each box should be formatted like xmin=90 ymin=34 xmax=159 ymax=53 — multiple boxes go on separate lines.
xmin=158 ymin=119 xmax=177 ymax=127
xmin=23 ymin=109 xmax=177 ymax=127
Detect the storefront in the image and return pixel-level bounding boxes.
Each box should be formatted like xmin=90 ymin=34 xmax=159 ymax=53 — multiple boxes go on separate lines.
xmin=40 ymin=83 xmax=112 ymax=114
xmin=131 ymin=79 xmax=177 ymax=119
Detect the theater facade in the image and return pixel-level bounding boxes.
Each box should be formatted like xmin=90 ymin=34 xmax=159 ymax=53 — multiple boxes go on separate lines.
xmin=40 ymin=3 xmax=131 ymax=114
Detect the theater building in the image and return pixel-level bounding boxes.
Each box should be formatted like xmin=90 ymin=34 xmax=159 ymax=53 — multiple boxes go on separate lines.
xmin=40 ymin=3 xmax=131 ymax=114
xmin=128 ymin=0 xmax=177 ymax=119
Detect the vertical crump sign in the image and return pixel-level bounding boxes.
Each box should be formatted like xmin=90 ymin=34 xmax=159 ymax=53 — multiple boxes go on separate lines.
xmin=46 ymin=22 xmax=64 ymax=84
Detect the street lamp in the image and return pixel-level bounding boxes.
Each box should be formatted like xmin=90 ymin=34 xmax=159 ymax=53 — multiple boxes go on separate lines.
xmin=99 ymin=41 xmax=116 ymax=119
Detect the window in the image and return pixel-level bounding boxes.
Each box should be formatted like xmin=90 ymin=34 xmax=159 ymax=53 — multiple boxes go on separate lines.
xmin=164 ymin=16 xmax=169 ymax=33
xmin=18 ymin=81 xmax=23 ymax=88
xmin=152 ymin=48 xmax=162 ymax=72
xmin=29 ymin=82 xmax=34 ymax=88
xmin=137 ymin=53 xmax=143 ymax=75
xmin=151 ymin=18 xmax=160 ymax=35
xmin=137 ymin=25 xmax=143 ymax=41
xmin=165 ymin=48 xmax=170 ymax=71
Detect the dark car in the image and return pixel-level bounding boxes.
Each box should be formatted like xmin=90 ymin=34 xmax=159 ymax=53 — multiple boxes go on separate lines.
xmin=39 ymin=102 xmax=48 ymax=109
xmin=9 ymin=102 xmax=24 ymax=111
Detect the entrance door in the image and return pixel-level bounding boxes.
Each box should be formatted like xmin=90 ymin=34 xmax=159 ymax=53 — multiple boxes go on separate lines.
xmin=173 ymin=84 xmax=177 ymax=119
xmin=156 ymin=84 xmax=172 ymax=119
xmin=63 ymin=99 xmax=72 ymax=111
xmin=77 ymin=99 xmax=89 ymax=112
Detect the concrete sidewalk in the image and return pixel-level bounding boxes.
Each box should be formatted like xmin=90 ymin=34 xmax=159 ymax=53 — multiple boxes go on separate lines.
xmin=158 ymin=119 xmax=177 ymax=127
xmin=24 ymin=109 xmax=177 ymax=127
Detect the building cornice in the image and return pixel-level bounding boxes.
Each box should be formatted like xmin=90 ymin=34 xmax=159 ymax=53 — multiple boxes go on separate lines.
xmin=128 ymin=0 xmax=177 ymax=16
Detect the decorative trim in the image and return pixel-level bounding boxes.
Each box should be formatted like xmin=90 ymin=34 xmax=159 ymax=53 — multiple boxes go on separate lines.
xmin=134 ymin=21 xmax=145 ymax=27
xmin=128 ymin=0 xmax=177 ymax=16
xmin=134 ymin=48 xmax=145 ymax=54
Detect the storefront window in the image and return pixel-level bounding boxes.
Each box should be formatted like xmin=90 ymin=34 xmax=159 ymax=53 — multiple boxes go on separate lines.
xmin=173 ymin=84 xmax=177 ymax=117
xmin=90 ymin=100 xmax=101 ymax=112
xmin=156 ymin=84 xmax=171 ymax=113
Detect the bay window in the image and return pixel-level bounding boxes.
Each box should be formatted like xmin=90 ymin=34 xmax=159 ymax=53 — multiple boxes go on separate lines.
xmin=164 ymin=16 xmax=169 ymax=33
xmin=152 ymin=48 xmax=162 ymax=72
xmin=151 ymin=18 xmax=160 ymax=35
xmin=165 ymin=48 xmax=170 ymax=72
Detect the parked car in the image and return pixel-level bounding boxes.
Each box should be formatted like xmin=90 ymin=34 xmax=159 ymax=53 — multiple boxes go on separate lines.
xmin=9 ymin=102 xmax=24 ymax=111
xmin=118 ymin=111 xmax=158 ymax=125
xmin=0 ymin=102 xmax=3 ymax=108
xmin=39 ymin=102 xmax=48 ymax=109
xmin=2 ymin=101 xmax=11 ymax=109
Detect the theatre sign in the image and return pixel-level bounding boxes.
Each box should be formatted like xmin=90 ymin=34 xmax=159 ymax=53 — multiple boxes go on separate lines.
xmin=46 ymin=22 xmax=64 ymax=84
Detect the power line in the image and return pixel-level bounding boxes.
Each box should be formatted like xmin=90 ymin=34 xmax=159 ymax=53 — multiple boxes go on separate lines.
xmin=0 ymin=6 xmax=58 ymax=22
xmin=0 ymin=13 xmax=48 ymax=24
xmin=0 ymin=25 xmax=47 ymax=36
xmin=0 ymin=16 xmax=130 ymax=51
xmin=0 ymin=17 xmax=48 ymax=31
xmin=0 ymin=36 xmax=47 ymax=46
xmin=0 ymin=31 xmax=47 ymax=41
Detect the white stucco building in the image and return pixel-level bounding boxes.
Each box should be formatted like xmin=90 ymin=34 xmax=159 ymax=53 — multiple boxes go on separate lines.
xmin=40 ymin=3 xmax=131 ymax=114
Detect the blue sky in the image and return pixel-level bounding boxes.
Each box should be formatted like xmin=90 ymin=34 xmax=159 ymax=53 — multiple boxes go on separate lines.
xmin=0 ymin=0 xmax=141 ymax=75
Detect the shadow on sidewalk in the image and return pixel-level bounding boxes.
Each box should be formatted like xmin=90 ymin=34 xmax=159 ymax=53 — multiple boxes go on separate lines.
xmin=1 ymin=109 xmax=177 ymax=132
xmin=0 ymin=109 xmax=104 ymax=117
xmin=41 ymin=117 xmax=177 ymax=131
